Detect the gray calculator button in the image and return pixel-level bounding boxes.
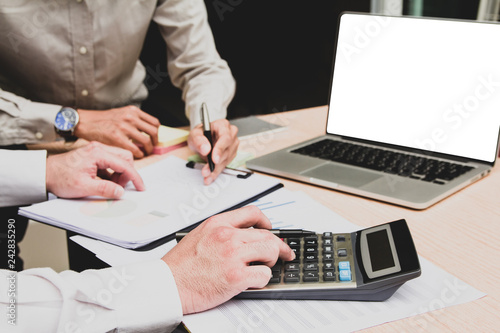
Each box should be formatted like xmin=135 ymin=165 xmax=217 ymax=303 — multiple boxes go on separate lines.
xmin=323 ymin=260 xmax=335 ymax=271
xmin=284 ymin=272 xmax=300 ymax=283
xmin=337 ymin=249 xmax=348 ymax=257
xmin=323 ymin=271 xmax=336 ymax=281
xmin=323 ymin=232 xmax=333 ymax=239
xmin=303 ymin=262 xmax=318 ymax=272
xmin=303 ymin=272 xmax=319 ymax=282
xmin=305 ymin=246 xmax=317 ymax=254
xmin=304 ymin=254 xmax=318 ymax=262
xmin=323 ymin=245 xmax=334 ymax=253
xmin=285 ymin=263 xmax=299 ymax=272
xmin=324 ymin=253 xmax=333 ymax=260
xmin=305 ymin=238 xmax=317 ymax=246
xmin=269 ymin=271 xmax=281 ymax=284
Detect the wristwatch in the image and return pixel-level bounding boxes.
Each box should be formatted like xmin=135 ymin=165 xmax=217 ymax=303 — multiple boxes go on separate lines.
xmin=54 ymin=107 xmax=79 ymax=141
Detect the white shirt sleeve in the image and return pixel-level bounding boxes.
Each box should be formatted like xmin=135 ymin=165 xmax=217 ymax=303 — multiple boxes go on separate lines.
xmin=0 ymin=149 xmax=47 ymax=207
xmin=0 ymin=260 xmax=183 ymax=332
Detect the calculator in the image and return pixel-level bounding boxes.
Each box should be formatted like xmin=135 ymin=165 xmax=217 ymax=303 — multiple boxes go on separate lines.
xmin=237 ymin=219 xmax=421 ymax=301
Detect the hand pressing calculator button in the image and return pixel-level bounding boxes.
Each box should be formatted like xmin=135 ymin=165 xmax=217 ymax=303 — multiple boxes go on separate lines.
xmin=237 ymin=219 xmax=421 ymax=301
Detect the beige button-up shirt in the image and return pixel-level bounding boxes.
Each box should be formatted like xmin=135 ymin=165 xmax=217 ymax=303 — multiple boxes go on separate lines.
xmin=0 ymin=0 xmax=235 ymax=145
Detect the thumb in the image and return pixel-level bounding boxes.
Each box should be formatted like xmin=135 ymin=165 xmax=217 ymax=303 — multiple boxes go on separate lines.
xmin=189 ymin=129 xmax=211 ymax=156
xmin=87 ymin=179 xmax=125 ymax=199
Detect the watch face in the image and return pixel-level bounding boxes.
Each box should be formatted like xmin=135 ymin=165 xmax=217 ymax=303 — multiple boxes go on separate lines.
xmin=55 ymin=108 xmax=78 ymax=131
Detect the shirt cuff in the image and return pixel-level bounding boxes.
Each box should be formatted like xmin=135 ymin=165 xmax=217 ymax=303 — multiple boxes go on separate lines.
xmin=17 ymin=100 xmax=61 ymax=143
xmin=0 ymin=149 xmax=47 ymax=207
xmin=0 ymin=89 xmax=60 ymax=144
xmin=188 ymin=99 xmax=228 ymax=129
xmin=112 ymin=260 xmax=183 ymax=332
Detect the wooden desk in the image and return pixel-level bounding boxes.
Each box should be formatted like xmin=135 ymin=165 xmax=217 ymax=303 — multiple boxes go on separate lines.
xmin=237 ymin=106 xmax=500 ymax=332
xmin=44 ymin=106 xmax=499 ymax=331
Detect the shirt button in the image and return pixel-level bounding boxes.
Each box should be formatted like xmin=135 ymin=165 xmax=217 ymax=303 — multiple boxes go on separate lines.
xmin=81 ymin=89 xmax=89 ymax=97
xmin=79 ymin=46 xmax=87 ymax=55
xmin=35 ymin=132 xmax=43 ymax=140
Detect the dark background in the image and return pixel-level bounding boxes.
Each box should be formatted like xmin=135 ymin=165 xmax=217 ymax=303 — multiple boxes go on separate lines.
xmin=140 ymin=0 xmax=480 ymax=127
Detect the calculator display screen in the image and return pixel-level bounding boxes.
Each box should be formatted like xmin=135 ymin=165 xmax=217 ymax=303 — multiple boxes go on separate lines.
xmin=360 ymin=224 xmax=402 ymax=279
xmin=367 ymin=230 xmax=396 ymax=271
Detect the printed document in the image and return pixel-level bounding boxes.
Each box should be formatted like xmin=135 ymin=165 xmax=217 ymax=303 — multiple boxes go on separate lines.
xmin=20 ymin=156 xmax=281 ymax=249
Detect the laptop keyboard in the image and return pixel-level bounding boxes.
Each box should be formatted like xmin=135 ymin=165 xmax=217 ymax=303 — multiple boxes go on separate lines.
xmin=291 ymin=139 xmax=474 ymax=184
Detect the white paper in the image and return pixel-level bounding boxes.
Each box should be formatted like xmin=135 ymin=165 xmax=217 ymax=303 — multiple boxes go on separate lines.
xmin=20 ymin=156 xmax=280 ymax=248
xmin=70 ymin=234 xmax=176 ymax=266
xmin=72 ymin=188 xmax=485 ymax=332
xmin=183 ymin=257 xmax=484 ymax=333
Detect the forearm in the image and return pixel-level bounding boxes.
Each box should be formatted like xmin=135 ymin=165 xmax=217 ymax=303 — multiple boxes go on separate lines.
xmin=0 ymin=89 xmax=60 ymax=145
xmin=153 ymin=0 xmax=236 ymax=128
xmin=182 ymin=67 xmax=236 ymax=128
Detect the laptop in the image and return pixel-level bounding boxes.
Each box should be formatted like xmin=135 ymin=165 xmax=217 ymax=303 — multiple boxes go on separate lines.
xmin=247 ymin=12 xmax=500 ymax=209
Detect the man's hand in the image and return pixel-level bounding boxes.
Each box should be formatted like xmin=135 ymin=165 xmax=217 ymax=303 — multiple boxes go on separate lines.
xmin=188 ymin=119 xmax=239 ymax=185
xmin=46 ymin=141 xmax=145 ymax=198
xmin=162 ymin=206 xmax=295 ymax=315
xmin=75 ymin=106 xmax=160 ymax=159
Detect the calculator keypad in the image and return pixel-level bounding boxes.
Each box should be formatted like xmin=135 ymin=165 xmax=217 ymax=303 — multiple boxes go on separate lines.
xmin=266 ymin=232 xmax=355 ymax=288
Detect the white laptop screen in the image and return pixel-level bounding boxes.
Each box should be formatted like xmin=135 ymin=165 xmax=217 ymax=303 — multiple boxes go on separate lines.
xmin=327 ymin=13 xmax=500 ymax=163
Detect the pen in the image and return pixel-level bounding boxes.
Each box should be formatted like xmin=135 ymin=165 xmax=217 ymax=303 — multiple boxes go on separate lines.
xmin=201 ymin=102 xmax=215 ymax=172
xmin=268 ymin=229 xmax=316 ymax=238
xmin=176 ymin=228 xmax=316 ymax=242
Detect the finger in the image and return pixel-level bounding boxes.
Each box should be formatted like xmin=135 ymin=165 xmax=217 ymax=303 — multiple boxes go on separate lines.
xmin=203 ymin=162 xmax=225 ymax=185
xmin=85 ymin=178 xmax=125 ymax=199
xmin=211 ymin=206 xmax=272 ymax=230
xmin=204 ymin=124 xmax=238 ymax=184
xmin=124 ymin=106 xmax=159 ymax=147
xmin=238 ymin=232 xmax=295 ymax=265
xmin=94 ymin=142 xmax=135 ymax=165
xmin=128 ymin=129 xmax=154 ymax=156
xmin=210 ymin=122 xmax=231 ymax=165
xmin=104 ymin=131 xmax=144 ymax=159
xmin=242 ymin=265 xmax=273 ymax=289
xmin=113 ymin=172 xmax=140 ymax=188
xmin=122 ymin=140 xmax=145 ymax=159
xmin=201 ymin=163 xmax=211 ymax=178
xmin=94 ymin=151 xmax=146 ymax=191
xmin=189 ymin=128 xmax=212 ymax=157
xmin=136 ymin=121 xmax=159 ymax=146
xmin=109 ymin=171 xmax=128 ymax=187
xmin=134 ymin=106 xmax=161 ymax=127
xmin=187 ymin=124 xmax=203 ymax=152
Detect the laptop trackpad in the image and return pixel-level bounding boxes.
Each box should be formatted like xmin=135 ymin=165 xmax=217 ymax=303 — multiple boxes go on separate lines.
xmin=302 ymin=163 xmax=382 ymax=188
